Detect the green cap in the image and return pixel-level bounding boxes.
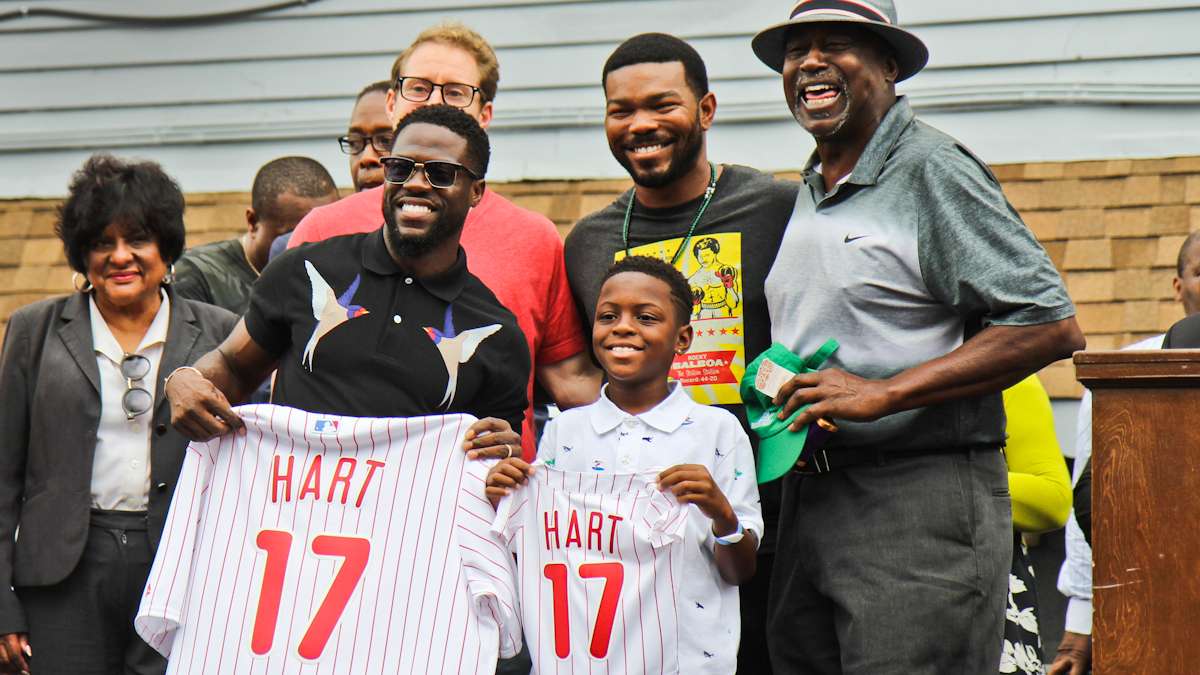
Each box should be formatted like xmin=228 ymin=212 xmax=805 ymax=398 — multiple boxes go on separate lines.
xmin=739 ymin=340 xmax=839 ymax=483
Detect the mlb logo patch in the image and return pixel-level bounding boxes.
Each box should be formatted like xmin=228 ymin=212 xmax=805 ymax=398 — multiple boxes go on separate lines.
xmin=312 ymin=419 xmax=339 ymax=433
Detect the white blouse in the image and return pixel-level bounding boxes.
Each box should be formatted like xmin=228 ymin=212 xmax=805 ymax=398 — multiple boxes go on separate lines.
xmin=88 ymin=291 xmax=170 ymax=511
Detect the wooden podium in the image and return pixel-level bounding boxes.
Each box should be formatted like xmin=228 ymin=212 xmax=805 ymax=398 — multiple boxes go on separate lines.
xmin=1074 ymin=349 xmax=1200 ymax=673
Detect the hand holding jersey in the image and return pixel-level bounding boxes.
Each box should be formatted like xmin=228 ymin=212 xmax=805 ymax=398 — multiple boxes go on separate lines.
xmin=461 ymin=417 xmax=523 ymax=460
xmin=484 ymin=457 xmax=536 ymax=505
xmin=655 ymin=465 xmax=738 ymax=536
xmin=166 ymin=363 xmax=247 ymax=440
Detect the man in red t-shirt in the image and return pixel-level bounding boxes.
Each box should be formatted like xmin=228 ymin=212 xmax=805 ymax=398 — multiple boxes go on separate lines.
xmin=290 ymin=22 xmax=600 ymax=457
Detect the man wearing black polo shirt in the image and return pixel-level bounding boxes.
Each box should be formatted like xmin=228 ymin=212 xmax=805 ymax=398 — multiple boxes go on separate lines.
xmin=166 ymin=105 xmax=528 ymax=459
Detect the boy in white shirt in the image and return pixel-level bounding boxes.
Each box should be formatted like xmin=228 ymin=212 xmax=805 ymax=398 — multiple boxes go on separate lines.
xmin=487 ymin=255 xmax=764 ymax=673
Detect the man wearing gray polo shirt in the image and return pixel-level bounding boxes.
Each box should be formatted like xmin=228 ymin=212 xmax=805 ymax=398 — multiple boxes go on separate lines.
xmin=750 ymin=1 xmax=1085 ymax=672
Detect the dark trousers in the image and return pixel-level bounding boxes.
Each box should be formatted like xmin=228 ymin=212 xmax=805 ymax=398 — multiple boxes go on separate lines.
xmin=738 ymin=552 xmax=776 ymax=674
xmin=16 ymin=510 xmax=166 ymax=675
xmin=768 ymin=449 xmax=1012 ymax=674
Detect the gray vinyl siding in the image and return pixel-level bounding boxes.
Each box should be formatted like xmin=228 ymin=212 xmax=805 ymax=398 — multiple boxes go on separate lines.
xmin=2 ymin=0 xmax=1199 ymax=196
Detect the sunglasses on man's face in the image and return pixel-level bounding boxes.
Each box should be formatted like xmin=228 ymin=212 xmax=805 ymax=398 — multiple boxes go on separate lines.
xmin=380 ymin=156 xmax=480 ymax=190
xmin=121 ymin=354 xmax=153 ymax=420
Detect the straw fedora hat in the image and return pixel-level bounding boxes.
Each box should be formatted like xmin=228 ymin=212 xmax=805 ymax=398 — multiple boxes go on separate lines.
xmin=752 ymin=0 xmax=929 ymax=82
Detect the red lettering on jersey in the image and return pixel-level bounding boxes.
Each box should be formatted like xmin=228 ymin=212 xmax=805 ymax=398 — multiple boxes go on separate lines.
xmin=271 ymin=454 xmax=294 ymax=503
xmin=587 ymin=511 xmax=604 ymax=551
xmin=542 ymin=509 xmax=625 ymax=553
xmin=354 ymin=459 xmax=386 ymax=508
xmin=565 ymin=510 xmax=582 ymax=548
xmin=606 ymin=514 xmax=624 ymax=554
xmin=543 ymin=510 xmax=560 ymax=551
xmin=327 ymin=457 xmax=357 ymax=504
xmin=271 ymin=455 xmax=384 ymax=508
xmin=297 ymin=455 xmax=323 ymax=501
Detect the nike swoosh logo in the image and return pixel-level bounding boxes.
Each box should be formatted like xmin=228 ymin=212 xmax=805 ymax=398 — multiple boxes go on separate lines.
xmin=843 ymin=234 xmax=869 ymax=244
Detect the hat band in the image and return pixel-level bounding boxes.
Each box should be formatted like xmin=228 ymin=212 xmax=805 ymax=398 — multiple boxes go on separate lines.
xmin=789 ymin=0 xmax=892 ymax=24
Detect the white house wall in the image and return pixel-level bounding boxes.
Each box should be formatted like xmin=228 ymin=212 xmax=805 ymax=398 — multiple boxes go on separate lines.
xmin=2 ymin=0 xmax=1199 ymax=196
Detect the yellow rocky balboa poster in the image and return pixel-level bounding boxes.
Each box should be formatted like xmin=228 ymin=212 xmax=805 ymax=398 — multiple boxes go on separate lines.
xmin=617 ymin=232 xmax=744 ymax=405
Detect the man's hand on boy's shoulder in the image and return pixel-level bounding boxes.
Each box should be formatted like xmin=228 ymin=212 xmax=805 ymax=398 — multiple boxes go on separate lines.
xmin=485 ymin=457 xmax=536 ymax=508
xmin=657 ymin=464 xmax=737 ymax=535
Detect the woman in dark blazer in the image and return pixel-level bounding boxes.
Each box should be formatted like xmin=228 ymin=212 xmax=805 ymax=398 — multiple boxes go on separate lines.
xmin=0 ymin=155 xmax=237 ymax=674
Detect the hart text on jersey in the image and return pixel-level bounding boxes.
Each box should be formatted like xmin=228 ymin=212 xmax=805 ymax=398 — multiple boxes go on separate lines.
xmin=271 ymin=455 xmax=386 ymax=508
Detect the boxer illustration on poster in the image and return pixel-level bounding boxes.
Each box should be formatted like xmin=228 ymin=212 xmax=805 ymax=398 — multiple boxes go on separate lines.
xmin=618 ymin=232 xmax=744 ymax=405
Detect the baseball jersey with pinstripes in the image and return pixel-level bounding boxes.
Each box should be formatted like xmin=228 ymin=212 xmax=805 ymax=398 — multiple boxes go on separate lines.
xmin=464 ymin=466 xmax=689 ymax=674
xmin=135 ymin=404 xmax=516 ymax=674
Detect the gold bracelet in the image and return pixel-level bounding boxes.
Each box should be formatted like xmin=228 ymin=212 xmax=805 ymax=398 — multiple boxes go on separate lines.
xmin=164 ymin=365 xmax=205 ymax=389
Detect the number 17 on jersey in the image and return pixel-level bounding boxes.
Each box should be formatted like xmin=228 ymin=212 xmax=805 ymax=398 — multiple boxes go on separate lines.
xmin=251 ymin=529 xmax=372 ymax=661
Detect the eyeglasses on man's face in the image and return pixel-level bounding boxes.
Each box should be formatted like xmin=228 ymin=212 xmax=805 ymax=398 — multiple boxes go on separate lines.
xmin=121 ymin=354 xmax=153 ymax=421
xmin=380 ymin=156 xmax=480 ymax=190
xmin=394 ymin=77 xmax=482 ymax=109
xmin=338 ymin=133 xmax=394 ymax=155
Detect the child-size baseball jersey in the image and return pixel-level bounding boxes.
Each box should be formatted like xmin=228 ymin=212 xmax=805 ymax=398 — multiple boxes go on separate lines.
xmin=463 ymin=464 xmax=690 ymax=674
xmin=537 ymin=383 xmax=764 ymax=673
xmin=135 ymin=404 xmax=517 ymax=674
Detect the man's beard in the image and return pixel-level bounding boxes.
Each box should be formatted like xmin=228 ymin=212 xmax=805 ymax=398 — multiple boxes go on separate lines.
xmin=791 ymin=71 xmax=853 ymax=140
xmin=382 ymin=206 xmax=463 ymax=259
xmin=615 ymin=115 xmax=705 ymax=189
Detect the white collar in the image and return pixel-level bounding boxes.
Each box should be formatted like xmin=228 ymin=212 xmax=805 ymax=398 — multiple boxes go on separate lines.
xmin=89 ymin=290 xmax=171 ymax=362
xmin=588 ymin=382 xmax=696 ymax=435
xmin=812 ymin=162 xmax=852 ymax=187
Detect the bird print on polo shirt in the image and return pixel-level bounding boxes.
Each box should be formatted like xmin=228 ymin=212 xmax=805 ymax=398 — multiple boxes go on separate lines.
xmin=423 ymin=304 xmax=501 ymax=408
xmin=302 ymin=260 xmax=369 ymax=371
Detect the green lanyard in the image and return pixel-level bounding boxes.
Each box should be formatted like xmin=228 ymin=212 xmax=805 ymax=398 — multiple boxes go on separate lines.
xmin=621 ymin=162 xmax=718 ymax=265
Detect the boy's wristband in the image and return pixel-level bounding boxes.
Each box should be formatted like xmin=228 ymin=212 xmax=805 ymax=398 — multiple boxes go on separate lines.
xmin=714 ymin=522 xmax=745 ymax=546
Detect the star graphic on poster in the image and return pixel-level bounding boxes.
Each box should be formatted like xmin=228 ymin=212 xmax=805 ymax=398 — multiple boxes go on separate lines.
xmin=731 ymin=327 xmax=740 ymax=335
xmin=719 ymin=328 xmax=729 ymax=335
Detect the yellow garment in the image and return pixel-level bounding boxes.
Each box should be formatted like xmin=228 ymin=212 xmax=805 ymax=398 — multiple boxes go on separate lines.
xmin=1003 ymin=374 xmax=1072 ymax=534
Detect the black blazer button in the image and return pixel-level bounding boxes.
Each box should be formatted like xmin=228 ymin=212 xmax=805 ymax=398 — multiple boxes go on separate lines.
xmin=154 ymin=424 xmax=168 ymax=436
xmin=156 ymin=482 xmax=168 ymax=491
